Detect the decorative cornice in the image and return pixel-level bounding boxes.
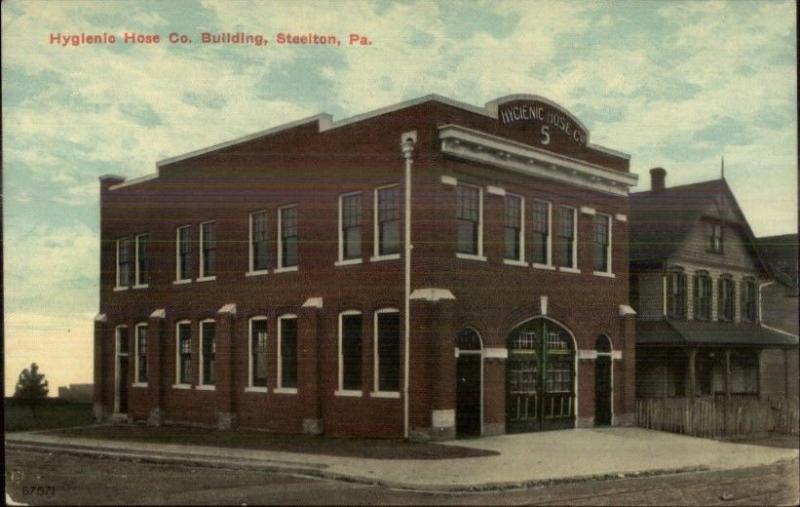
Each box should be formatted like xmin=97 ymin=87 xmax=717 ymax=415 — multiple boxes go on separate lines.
xmin=439 ymin=124 xmax=637 ymax=197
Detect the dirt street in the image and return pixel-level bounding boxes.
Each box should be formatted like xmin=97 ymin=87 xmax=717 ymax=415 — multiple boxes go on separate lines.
xmin=5 ymin=448 xmax=798 ymax=505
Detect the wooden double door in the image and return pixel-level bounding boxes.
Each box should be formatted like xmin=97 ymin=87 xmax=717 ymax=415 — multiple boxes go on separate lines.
xmin=506 ymin=319 xmax=575 ymax=433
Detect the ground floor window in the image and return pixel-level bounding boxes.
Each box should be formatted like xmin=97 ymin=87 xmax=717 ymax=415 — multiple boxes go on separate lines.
xmin=200 ymin=320 xmax=216 ymax=386
xmin=339 ymin=311 xmax=363 ymax=392
xmin=278 ymin=315 xmax=298 ymax=389
xmin=249 ymin=317 xmax=268 ymax=387
xmin=135 ymin=323 xmax=148 ymax=383
xmin=375 ymin=309 xmax=400 ymax=392
xmin=176 ymin=322 xmax=192 ymax=385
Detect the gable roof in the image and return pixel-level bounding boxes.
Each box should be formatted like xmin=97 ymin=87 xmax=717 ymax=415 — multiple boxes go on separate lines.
xmin=629 ymin=178 xmax=770 ymax=276
xmin=756 ymin=234 xmax=799 ymax=290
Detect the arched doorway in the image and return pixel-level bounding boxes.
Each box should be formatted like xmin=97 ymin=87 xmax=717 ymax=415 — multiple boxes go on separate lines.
xmin=456 ymin=328 xmax=482 ymax=437
xmin=595 ymin=335 xmax=613 ymax=426
xmin=507 ymin=318 xmax=575 ymax=433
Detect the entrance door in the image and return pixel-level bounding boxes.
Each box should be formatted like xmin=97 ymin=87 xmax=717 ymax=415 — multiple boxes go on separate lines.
xmin=116 ymin=327 xmax=130 ymax=415
xmin=456 ymin=328 xmax=482 ymax=437
xmin=507 ymin=319 xmax=575 ymax=433
xmin=595 ymin=356 xmax=612 ymax=426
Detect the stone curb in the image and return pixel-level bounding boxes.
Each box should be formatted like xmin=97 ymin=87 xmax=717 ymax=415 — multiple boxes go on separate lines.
xmin=5 ymin=439 xmax=742 ymax=494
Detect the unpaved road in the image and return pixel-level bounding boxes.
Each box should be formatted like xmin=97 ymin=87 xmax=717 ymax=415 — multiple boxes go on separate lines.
xmin=5 ymin=448 xmax=798 ymax=505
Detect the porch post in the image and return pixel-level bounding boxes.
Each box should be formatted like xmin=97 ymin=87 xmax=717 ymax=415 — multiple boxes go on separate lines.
xmin=724 ymin=349 xmax=731 ymax=401
xmin=687 ymin=348 xmax=697 ymax=399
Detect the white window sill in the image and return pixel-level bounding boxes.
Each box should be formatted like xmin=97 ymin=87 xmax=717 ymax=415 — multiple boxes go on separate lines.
xmin=196 ymin=276 xmax=216 ymax=282
xmin=172 ymin=384 xmax=192 ymax=390
xmin=196 ymin=384 xmax=216 ymax=391
xmin=370 ymin=253 xmax=401 ymax=262
xmin=456 ymin=253 xmax=487 ymax=262
xmin=335 ymin=258 xmax=363 ymax=267
xmin=593 ymin=271 xmax=616 ymax=279
xmin=245 ymin=386 xmax=268 ymax=393
xmin=503 ymin=259 xmax=528 ymax=267
xmin=246 ymin=270 xmax=269 ymax=277
xmin=370 ymin=391 xmax=401 ymax=399
xmin=335 ymin=389 xmax=363 ymax=397
xmin=273 ymin=387 xmax=298 ymax=394
xmin=132 ymin=382 xmax=148 ymax=388
xmin=532 ymin=263 xmax=556 ymax=271
xmin=132 ymin=284 xmax=149 ymax=290
xmin=274 ymin=266 xmax=299 ymax=274
xmin=113 ymin=286 xmax=129 ymax=292
xmin=558 ymin=266 xmax=581 ymax=274
xmin=173 ymin=279 xmax=192 ymax=285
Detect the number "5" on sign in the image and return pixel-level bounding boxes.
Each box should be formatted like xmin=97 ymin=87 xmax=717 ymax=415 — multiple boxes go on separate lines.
xmin=540 ymin=125 xmax=551 ymax=145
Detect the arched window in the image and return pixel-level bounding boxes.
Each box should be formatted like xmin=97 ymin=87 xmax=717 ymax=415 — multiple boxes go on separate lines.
xmin=693 ymin=270 xmax=712 ymax=321
xmin=666 ymin=267 xmax=687 ymax=319
xmin=596 ymin=334 xmax=612 ymax=353
xmin=458 ymin=328 xmax=482 ymax=351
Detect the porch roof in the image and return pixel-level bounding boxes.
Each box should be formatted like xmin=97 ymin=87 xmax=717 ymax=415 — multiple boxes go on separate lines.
xmin=636 ymin=319 xmax=798 ymax=347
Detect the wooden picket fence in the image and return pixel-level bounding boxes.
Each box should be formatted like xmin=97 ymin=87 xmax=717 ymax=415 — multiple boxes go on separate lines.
xmin=637 ymin=396 xmax=799 ymax=438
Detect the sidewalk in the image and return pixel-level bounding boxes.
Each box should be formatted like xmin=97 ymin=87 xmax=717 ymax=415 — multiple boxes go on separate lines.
xmin=6 ymin=427 xmax=799 ymax=492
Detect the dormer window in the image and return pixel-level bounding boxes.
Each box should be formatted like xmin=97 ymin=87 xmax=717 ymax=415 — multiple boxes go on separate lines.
xmin=708 ymin=222 xmax=723 ymax=254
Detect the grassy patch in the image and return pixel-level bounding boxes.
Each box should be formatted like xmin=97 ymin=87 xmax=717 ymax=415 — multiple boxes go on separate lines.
xmin=4 ymin=399 xmax=95 ymax=432
xmin=52 ymin=425 xmax=498 ymax=460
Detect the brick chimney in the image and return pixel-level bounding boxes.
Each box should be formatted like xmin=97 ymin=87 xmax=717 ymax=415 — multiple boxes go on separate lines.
xmin=650 ymin=167 xmax=666 ymax=192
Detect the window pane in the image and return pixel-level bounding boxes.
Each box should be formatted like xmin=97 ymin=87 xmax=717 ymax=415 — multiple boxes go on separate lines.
xmin=456 ymin=186 xmax=479 ymax=221
xmin=593 ymin=215 xmax=609 ymax=272
xmin=178 ymin=227 xmax=191 ymax=280
xmin=344 ymin=226 xmax=361 ymax=259
xmin=118 ymin=327 xmax=129 ymax=354
xmin=280 ymin=318 xmax=298 ymax=388
xmin=178 ymin=323 xmax=192 ymax=384
xmin=202 ymin=322 xmax=216 ymax=385
xmin=251 ymin=320 xmax=268 ymax=387
xmin=457 ymin=221 xmax=478 ymax=255
xmin=118 ymin=238 xmax=131 ymax=286
xmin=378 ymin=187 xmax=401 ymax=221
xmin=202 ymin=223 xmax=216 ymax=277
xmin=251 ymin=212 xmax=268 ymax=271
xmin=281 ymin=208 xmax=298 ymax=267
xmin=379 ymin=220 xmax=401 ymax=255
xmin=377 ymin=312 xmax=400 ymax=391
xmin=504 ymin=196 xmax=521 ymax=260
xmin=136 ymin=235 xmax=149 ymax=285
xmin=341 ymin=314 xmax=362 ymax=390
xmin=532 ymin=202 xmax=549 ymax=264
xmin=137 ymin=326 xmax=148 ymax=383
xmin=504 ymin=228 xmax=520 ymax=260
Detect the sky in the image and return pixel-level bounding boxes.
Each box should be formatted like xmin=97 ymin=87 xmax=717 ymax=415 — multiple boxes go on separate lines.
xmin=2 ymin=0 xmax=797 ymax=396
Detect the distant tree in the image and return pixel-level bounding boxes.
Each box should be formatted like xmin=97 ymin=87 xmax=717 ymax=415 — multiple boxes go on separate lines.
xmin=14 ymin=363 xmax=49 ymax=417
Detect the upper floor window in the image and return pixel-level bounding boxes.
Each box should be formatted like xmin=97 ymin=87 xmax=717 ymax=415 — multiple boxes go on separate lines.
xmin=116 ymin=237 xmax=131 ymax=288
xmin=249 ymin=317 xmax=268 ymax=388
xmin=200 ymin=320 xmax=216 ymax=386
xmin=718 ymin=275 xmax=735 ymax=322
xmin=134 ymin=234 xmax=149 ymax=287
xmin=456 ymin=184 xmax=481 ymax=256
xmin=742 ymin=278 xmax=758 ymax=322
xmin=593 ymin=214 xmax=611 ymax=273
xmin=667 ymin=268 xmax=687 ymax=319
xmin=558 ymin=206 xmax=577 ymax=269
xmin=339 ymin=193 xmax=362 ymax=261
xmin=504 ymin=194 xmax=523 ymax=262
xmin=176 ymin=226 xmax=192 ymax=282
xmin=708 ymin=223 xmax=723 ymax=254
xmin=176 ymin=321 xmax=192 ymax=385
xmin=531 ymin=200 xmax=550 ymax=265
xmin=338 ymin=311 xmax=363 ymax=393
xmin=249 ymin=211 xmax=269 ymax=273
xmin=199 ymin=221 xmax=216 ymax=279
xmin=374 ymin=309 xmax=400 ymax=393
xmin=135 ymin=323 xmax=148 ymax=384
xmin=375 ymin=185 xmax=401 ymax=257
xmin=693 ymin=271 xmax=712 ymax=321
xmin=277 ymin=314 xmax=298 ymax=391
xmin=278 ymin=206 xmax=299 ymax=269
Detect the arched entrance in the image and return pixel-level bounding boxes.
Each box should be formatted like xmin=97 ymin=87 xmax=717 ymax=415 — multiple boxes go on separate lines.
xmin=595 ymin=335 xmax=613 ymax=426
xmin=456 ymin=328 xmax=482 ymax=437
xmin=507 ymin=318 xmax=575 ymax=433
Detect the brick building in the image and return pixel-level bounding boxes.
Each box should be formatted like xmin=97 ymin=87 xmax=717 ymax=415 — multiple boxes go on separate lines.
xmin=94 ymin=94 xmax=639 ymax=439
xmin=630 ymin=169 xmax=799 ymax=402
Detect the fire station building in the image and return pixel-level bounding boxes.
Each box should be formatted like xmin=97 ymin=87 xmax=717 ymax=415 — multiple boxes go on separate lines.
xmin=94 ymin=94 xmax=639 ymax=440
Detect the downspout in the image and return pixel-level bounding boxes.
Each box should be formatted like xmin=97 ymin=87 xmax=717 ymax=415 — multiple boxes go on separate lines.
xmin=401 ymin=131 xmax=417 ymax=440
